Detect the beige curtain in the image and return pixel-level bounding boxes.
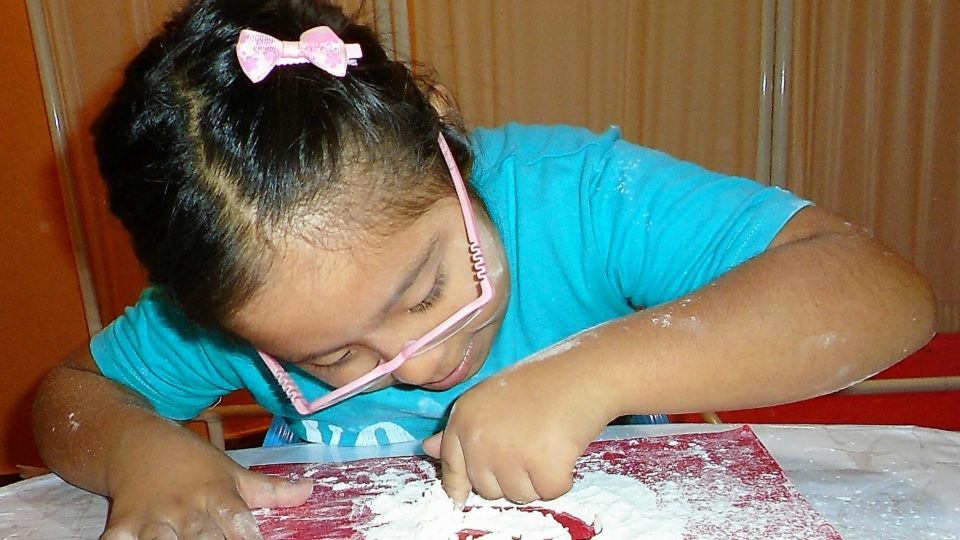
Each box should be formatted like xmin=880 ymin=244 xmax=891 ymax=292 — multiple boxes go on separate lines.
xmin=398 ymin=0 xmax=959 ymax=331
xmin=408 ymin=0 xmax=765 ymax=180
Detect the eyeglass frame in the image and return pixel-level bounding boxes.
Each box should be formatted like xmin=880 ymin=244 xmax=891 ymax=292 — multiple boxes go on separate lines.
xmin=256 ymin=133 xmax=496 ymax=415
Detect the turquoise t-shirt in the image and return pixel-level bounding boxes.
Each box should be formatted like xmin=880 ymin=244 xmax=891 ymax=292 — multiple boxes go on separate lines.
xmin=91 ymin=124 xmax=811 ymax=446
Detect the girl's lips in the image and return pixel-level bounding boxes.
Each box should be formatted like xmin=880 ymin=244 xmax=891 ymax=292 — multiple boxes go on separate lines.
xmin=419 ymin=298 xmax=504 ymax=391
xmin=422 ymin=339 xmax=476 ymax=391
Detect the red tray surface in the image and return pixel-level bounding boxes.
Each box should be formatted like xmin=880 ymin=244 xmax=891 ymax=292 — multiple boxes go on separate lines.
xmin=252 ymin=426 xmax=842 ymax=539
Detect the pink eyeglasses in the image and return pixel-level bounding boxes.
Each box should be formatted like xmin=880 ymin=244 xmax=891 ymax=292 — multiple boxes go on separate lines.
xmin=257 ymin=133 xmax=495 ymax=415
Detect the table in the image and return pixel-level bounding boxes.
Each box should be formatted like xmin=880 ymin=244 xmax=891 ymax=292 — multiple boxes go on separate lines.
xmin=1 ymin=424 xmax=958 ymax=539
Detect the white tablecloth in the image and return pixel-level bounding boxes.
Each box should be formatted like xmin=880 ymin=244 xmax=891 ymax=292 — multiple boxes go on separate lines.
xmin=1 ymin=424 xmax=958 ymax=539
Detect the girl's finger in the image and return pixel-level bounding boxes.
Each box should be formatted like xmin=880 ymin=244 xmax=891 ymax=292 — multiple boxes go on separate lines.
xmin=527 ymin=460 xmax=576 ymax=501
xmin=138 ymin=521 xmax=179 ymax=540
xmin=179 ymin=515 xmax=227 ymax=540
xmin=422 ymin=431 xmax=443 ymax=458
xmin=439 ymin=432 xmax=473 ymax=507
xmin=465 ymin=461 xmax=504 ymax=502
xmin=237 ymin=469 xmax=313 ymax=509
xmin=207 ymin=495 xmax=264 ymax=540
xmin=494 ymin=463 xmax=540 ymax=504
xmin=98 ymin=525 xmax=137 ymax=540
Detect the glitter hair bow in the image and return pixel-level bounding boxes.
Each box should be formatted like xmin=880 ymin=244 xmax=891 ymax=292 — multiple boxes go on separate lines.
xmin=236 ymin=26 xmax=363 ymax=82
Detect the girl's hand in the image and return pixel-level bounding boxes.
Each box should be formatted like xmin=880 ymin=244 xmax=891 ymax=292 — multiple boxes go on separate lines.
xmin=423 ymin=359 xmax=614 ymax=507
xmin=34 ymin=349 xmax=312 ymax=539
xmin=101 ymin=441 xmax=312 ymax=539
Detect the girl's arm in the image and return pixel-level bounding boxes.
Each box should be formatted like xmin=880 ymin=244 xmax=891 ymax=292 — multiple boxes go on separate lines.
xmin=33 ymin=346 xmax=311 ymax=538
xmin=429 ymin=205 xmax=936 ymax=505
xmin=590 ymin=204 xmax=936 ymax=415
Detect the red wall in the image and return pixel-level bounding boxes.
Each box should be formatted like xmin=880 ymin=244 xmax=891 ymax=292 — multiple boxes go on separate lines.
xmin=0 ymin=0 xmax=91 ymax=473
xmin=674 ymin=333 xmax=960 ymax=431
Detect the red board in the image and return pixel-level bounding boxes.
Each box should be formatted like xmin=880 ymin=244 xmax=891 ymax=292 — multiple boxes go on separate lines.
xmin=252 ymin=426 xmax=842 ymax=539
xmin=680 ymin=333 xmax=960 ymax=430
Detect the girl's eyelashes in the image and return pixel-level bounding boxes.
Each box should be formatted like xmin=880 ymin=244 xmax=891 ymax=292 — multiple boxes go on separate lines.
xmin=411 ymin=264 xmax=446 ymax=313
xmin=298 ymin=263 xmax=446 ymax=372
xmin=314 ymin=349 xmax=352 ymax=372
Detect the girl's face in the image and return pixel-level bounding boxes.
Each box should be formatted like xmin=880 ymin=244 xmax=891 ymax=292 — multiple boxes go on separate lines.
xmin=227 ymin=197 xmax=510 ymax=396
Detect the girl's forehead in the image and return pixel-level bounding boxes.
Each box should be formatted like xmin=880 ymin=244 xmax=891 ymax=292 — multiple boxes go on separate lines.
xmin=227 ymin=203 xmax=456 ymax=348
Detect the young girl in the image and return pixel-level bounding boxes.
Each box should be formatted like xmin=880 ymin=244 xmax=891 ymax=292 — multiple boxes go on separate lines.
xmin=34 ymin=0 xmax=935 ymax=538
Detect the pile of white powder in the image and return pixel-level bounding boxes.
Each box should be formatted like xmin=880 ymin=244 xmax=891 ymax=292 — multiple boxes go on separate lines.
xmin=358 ymin=469 xmax=686 ymax=539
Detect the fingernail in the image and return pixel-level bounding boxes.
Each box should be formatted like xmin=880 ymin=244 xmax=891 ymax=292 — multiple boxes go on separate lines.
xmin=447 ymin=493 xmax=465 ymax=510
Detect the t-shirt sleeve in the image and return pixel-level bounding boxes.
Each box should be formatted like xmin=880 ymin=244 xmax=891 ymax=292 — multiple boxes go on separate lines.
xmin=588 ymin=137 xmax=812 ymax=309
xmin=89 ymin=288 xmax=247 ymax=420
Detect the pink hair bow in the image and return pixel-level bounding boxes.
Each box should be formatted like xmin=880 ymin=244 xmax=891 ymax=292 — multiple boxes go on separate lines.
xmin=236 ymin=26 xmax=363 ymax=82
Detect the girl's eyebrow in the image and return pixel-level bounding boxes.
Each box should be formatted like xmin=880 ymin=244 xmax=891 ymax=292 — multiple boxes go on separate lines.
xmin=291 ymin=234 xmax=440 ymax=364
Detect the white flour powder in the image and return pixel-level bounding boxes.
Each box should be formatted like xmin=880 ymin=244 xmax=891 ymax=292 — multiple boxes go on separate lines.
xmin=255 ymin=430 xmax=839 ymax=539
xmin=359 ymin=470 xmax=685 ymax=539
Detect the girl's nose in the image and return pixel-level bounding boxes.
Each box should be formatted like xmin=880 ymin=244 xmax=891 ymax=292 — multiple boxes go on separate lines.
xmin=367 ymin=329 xmax=444 ymax=387
xmin=390 ymin=348 xmax=443 ymax=386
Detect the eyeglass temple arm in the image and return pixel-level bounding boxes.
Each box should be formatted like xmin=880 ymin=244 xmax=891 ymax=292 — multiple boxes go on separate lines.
xmin=438 ymin=134 xmax=484 ymax=248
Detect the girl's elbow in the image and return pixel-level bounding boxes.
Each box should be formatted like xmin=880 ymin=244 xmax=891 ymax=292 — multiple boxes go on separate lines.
xmin=889 ymin=261 xmax=938 ymax=355
xmin=911 ymin=273 xmax=938 ymax=345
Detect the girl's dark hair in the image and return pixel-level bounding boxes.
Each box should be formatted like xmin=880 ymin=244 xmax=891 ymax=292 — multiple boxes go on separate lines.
xmin=94 ymin=0 xmax=473 ymax=327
